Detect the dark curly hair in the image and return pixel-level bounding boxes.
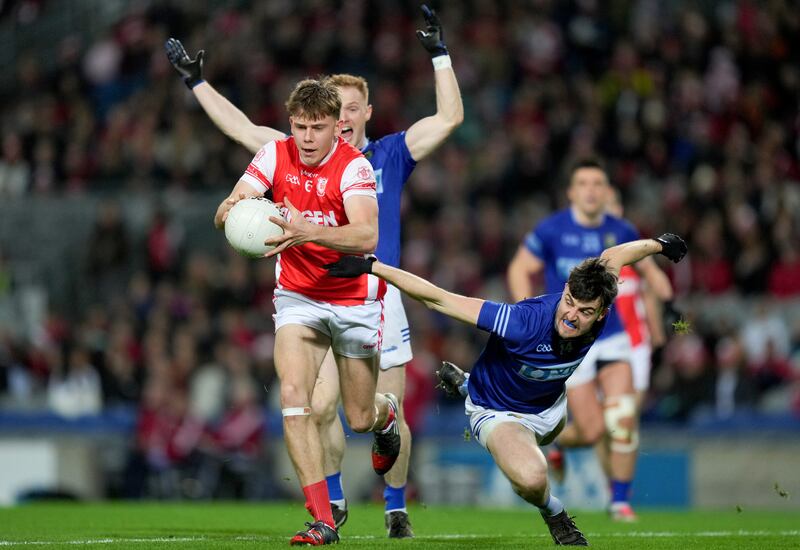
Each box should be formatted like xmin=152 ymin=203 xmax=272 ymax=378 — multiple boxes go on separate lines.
xmin=566 ymin=258 xmax=618 ymax=310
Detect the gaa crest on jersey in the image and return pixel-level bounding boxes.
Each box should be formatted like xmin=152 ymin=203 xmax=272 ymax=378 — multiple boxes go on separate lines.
xmin=316 ymin=177 xmax=328 ymax=197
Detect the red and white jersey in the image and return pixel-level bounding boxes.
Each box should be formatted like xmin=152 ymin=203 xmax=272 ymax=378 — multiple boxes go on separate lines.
xmin=616 ymin=265 xmax=649 ymax=348
xmin=240 ymin=136 xmax=385 ymax=305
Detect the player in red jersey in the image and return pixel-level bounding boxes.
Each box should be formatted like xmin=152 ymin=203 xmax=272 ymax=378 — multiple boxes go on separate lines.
xmin=168 ymin=6 xmax=462 ymax=537
xmin=607 ymin=192 xmax=668 ymax=410
xmin=215 ymin=78 xmax=399 ymax=546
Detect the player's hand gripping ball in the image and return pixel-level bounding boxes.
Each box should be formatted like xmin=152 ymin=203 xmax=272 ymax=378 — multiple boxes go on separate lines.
xmin=224 ymin=198 xmax=285 ymax=258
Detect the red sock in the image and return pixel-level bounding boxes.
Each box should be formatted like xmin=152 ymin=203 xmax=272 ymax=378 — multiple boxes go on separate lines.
xmin=302 ymin=480 xmax=335 ymax=528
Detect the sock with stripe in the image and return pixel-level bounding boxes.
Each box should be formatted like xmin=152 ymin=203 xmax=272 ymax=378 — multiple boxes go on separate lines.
xmin=384 ymin=484 xmax=407 ymax=513
xmin=325 ymin=472 xmax=346 ymax=508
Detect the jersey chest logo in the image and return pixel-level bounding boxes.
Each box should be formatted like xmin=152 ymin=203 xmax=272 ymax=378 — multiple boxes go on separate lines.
xmin=316 ymin=177 xmax=328 ymax=197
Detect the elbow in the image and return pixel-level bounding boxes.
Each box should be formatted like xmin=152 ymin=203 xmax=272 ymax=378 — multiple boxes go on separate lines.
xmin=444 ymin=109 xmax=464 ymax=132
xmin=600 ymin=249 xmax=613 ymax=262
xmin=362 ymin=233 xmax=378 ymax=254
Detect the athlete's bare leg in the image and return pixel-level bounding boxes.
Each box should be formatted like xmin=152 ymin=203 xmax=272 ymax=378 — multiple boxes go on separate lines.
xmin=377 ymin=365 xmax=411 ymax=488
xmin=311 ymin=350 xmax=345 ymax=477
xmin=597 ymin=361 xmax=637 ymax=483
xmin=558 ymin=382 xmax=605 ymax=447
xmin=334 ymin=353 xmax=391 ymax=433
xmin=274 ymin=324 xmax=331 ymax=486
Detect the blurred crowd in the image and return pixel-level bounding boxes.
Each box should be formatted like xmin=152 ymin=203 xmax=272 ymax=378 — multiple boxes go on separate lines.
xmin=2 ymin=0 xmax=800 ymax=491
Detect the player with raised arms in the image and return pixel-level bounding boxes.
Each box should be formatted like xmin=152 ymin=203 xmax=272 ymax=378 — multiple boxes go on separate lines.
xmin=325 ymin=234 xmax=688 ymax=545
xmin=506 ymin=159 xmax=675 ymax=520
xmin=167 ymin=5 xmax=462 ymax=538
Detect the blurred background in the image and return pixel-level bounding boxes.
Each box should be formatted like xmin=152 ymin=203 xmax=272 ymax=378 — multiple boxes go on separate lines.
xmin=0 ymin=0 xmax=798 ymax=510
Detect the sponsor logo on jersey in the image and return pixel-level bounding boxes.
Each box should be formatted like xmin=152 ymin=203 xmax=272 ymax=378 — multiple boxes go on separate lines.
xmin=302 ymin=210 xmax=339 ymax=226
xmin=516 ymin=357 xmax=583 ymax=381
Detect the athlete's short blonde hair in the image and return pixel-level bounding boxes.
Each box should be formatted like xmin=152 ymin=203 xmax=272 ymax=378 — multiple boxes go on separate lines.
xmin=285 ymin=78 xmax=341 ymax=120
xmin=325 ymin=74 xmax=369 ymax=103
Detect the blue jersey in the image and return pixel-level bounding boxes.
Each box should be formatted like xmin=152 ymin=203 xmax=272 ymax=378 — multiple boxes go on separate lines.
xmin=362 ymin=132 xmax=416 ymax=268
xmin=468 ymin=294 xmax=606 ymax=414
xmin=523 ymin=208 xmax=639 ymax=337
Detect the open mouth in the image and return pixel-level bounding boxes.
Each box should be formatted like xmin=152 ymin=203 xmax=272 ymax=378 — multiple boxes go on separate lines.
xmin=562 ymin=319 xmax=577 ymax=331
xmin=341 ymin=126 xmax=353 ymax=140
xmin=301 ymin=147 xmax=316 ymax=156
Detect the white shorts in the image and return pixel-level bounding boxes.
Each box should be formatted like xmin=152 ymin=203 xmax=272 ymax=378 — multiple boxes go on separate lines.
xmin=630 ymin=343 xmax=652 ymax=392
xmin=379 ymin=284 xmax=413 ymax=371
xmin=273 ymin=289 xmax=383 ymax=358
xmin=464 ymin=392 xmax=567 ymax=448
xmin=565 ymin=331 xmax=632 ymax=389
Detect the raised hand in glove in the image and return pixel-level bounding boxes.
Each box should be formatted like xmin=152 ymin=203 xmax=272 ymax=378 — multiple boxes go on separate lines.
xmin=655 ymin=233 xmax=688 ymax=263
xmin=324 ymin=256 xmax=377 ymax=278
xmin=416 ymin=4 xmax=448 ymax=58
xmin=165 ymin=37 xmax=204 ymax=89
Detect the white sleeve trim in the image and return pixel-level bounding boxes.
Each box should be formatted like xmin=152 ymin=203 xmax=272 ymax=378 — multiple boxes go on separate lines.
xmin=340 ymin=157 xmax=376 ymax=193
xmin=240 ymin=141 xmax=277 ymax=193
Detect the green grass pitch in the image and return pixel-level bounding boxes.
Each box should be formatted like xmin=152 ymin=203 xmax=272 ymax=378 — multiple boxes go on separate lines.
xmin=0 ymin=502 xmax=797 ymax=548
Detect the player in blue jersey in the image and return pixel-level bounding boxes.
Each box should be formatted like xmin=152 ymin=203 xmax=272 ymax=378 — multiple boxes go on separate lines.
xmin=325 ymin=234 xmax=687 ymax=546
xmin=506 ymin=159 xmax=675 ymax=521
xmin=166 ymin=5 xmax=463 ymax=538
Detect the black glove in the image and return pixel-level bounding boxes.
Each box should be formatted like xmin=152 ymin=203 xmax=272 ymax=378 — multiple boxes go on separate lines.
xmin=654 ymin=233 xmax=687 ymax=263
xmin=416 ymin=5 xmax=448 ymax=58
xmin=324 ymin=256 xmax=376 ymax=278
xmin=165 ymin=37 xmax=204 ymax=89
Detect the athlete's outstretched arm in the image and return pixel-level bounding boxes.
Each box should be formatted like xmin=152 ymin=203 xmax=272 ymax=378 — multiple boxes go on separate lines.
xmin=404 ymin=5 xmax=464 ymax=161
xmin=166 ymin=38 xmax=285 ymax=154
xmin=600 ymin=234 xmax=687 ymax=279
xmin=325 ymin=257 xmax=484 ymax=325
xmin=507 ymin=246 xmax=545 ymax=302
xmin=633 ymin=256 xmax=673 ymax=301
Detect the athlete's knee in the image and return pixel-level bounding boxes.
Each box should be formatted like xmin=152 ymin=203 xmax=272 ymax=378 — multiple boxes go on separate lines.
xmin=604 ymin=394 xmax=639 ymax=452
xmin=574 ymin=416 xmax=606 ymax=445
xmin=280 ymin=382 xmax=312 ymax=408
xmin=344 ymin=404 xmax=375 ymax=433
xmin=509 ymin=468 xmax=548 ymax=503
xmin=310 ymin=390 xmax=339 ymax=427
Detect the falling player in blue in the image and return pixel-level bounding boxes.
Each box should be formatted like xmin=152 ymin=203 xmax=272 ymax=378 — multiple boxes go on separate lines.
xmin=166 ymin=5 xmax=463 ymax=538
xmin=507 ymin=159 xmax=675 ymax=521
xmin=325 ymin=234 xmax=688 ymax=546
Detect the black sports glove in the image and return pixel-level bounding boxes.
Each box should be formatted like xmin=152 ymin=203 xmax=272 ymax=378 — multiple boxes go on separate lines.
xmin=654 ymin=233 xmax=688 ymax=263
xmin=165 ymin=37 xmax=204 ymax=89
xmin=325 ymin=256 xmax=376 ymax=278
xmin=416 ymin=5 xmax=448 ymax=58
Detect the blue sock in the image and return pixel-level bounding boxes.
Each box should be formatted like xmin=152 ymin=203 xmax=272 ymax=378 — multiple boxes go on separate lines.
xmin=384 ymin=484 xmax=406 ymax=512
xmin=610 ymin=479 xmax=632 ymax=503
xmin=538 ymin=493 xmax=565 ymax=517
xmin=326 ymin=472 xmax=345 ymax=502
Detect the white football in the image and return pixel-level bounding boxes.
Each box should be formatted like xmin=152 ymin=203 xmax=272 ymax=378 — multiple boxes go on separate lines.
xmin=224 ymin=197 xmax=285 ymax=258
